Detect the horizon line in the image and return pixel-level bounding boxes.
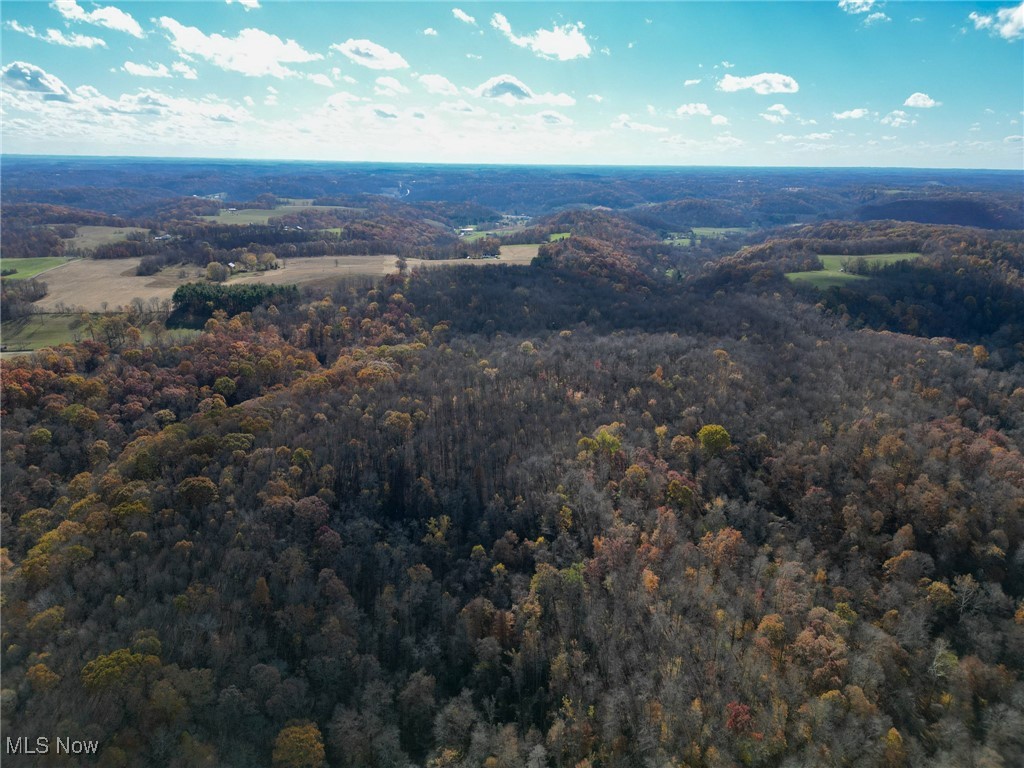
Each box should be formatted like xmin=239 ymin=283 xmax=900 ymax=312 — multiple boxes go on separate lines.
xmin=2 ymin=153 xmax=1021 ymax=175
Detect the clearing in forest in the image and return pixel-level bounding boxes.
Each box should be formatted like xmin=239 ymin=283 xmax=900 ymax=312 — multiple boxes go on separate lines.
xmin=31 ymin=246 xmax=540 ymax=312
xmin=786 ymin=252 xmax=921 ymax=289
xmin=60 ymin=225 xmax=148 ymax=251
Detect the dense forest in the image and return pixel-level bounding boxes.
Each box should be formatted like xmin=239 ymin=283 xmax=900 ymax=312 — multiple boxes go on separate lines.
xmin=2 ymin=161 xmax=1023 ymax=767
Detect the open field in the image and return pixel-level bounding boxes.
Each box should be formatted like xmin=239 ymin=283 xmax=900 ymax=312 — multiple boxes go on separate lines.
xmin=1 ymin=314 xmax=86 ymax=351
xmin=785 ymin=270 xmax=869 ymax=289
xmin=819 ymin=253 xmax=921 ymax=270
xmin=1 ymin=314 xmax=197 ymax=355
xmin=31 ymin=245 xmax=540 ymax=312
xmin=786 ymin=252 xmax=921 ymax=289
xmin=692 ymin=227 xmax=752 ymax=238
xmin=1 ymin=257 xmax=71 ymax=279
xmin=61 ymin=225 xmax=148 ymax=251
xmin=201 ymin=204 xmax=358 ymax=225
xmin=549 ymin=232 xmax=571 ymax=241
xmin=461 ymin=227 xmax=526 ymax=242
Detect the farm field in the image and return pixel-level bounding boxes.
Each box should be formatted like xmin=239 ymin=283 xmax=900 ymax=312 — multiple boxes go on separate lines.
xmin=460 ymin=227 xmax=524 ymax=242
xmin=31 ymin=246 xmax=540 ymax=312
xmin=1 ymin=314 xmax=85 ymax=352
xmin=692 ymin=226 xmax=752 ymax=238
xmin=201 ymin=204 xmax=357 ymax=225
xmin=61 ymin=225 xmax=148 ymax=251
xmin=664 ymin=227 xmax=753 ymax=246
xmin=786 ymin=252 xmax=921 ymax=289
xmin=818 ymin=252 xmax=921 ymax=270
xmin=1 ymin=314 xmax=197 ymax=355
xmin=0 ymin=256 xmax=71 ymax=279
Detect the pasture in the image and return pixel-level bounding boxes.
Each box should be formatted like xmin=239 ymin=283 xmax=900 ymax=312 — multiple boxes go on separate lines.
xmin=1 ymin=314 xmax=84 ymax=352
xmin=692 ymin=227 xmax=752 ymax=238
xmin=1 ymin=314 xmax=198 ymax=355
xmin=61 ymin=225 xmax=148 ymax=251
xmin=1 ymin=257 xmax=71 ymax=280
xmin=30 ymin=246 xmax=540 ymax=313
xmin=786 ymin=252 xmax=921 ymax=289
xmin=202 ymin=204 xmax=358 ymax=225
xmin=818 ymin=253 xmax=921 ymax=270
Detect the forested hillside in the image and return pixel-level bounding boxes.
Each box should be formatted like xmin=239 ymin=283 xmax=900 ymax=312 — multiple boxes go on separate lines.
xmin=2 ymin=199 xmax=1023 ymax=766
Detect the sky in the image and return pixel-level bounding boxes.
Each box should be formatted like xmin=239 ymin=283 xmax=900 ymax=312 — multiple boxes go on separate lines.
xmin=1 ymin=1 xmax=1022 ymax=168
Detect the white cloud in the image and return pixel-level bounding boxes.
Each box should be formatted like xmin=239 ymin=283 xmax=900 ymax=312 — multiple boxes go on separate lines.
xmin=225 ymin=0 xmax=260 ymax=10
xmin=159 ymin=17 xmax=322 ymax=78
xmin=324 ymin=91 xmax=364 ymax=109
xmin=536 ymin=110 xmax=572 ymax=126
xmin=904 ymin=92 xmax=940 ymax=108
xmin=711 ymin=114 xmax=729 ymax=126
xmin=587 ymin=93 xmax=604 ymax=103
xmin=838 ymin=0 xmax=876 ymax=14
xmin=864 ymin=12 xmax=890 ymax=25
xmin=466 ymin=53 xmax=482 ymax=60
xmin=423 ymin=28 xmax=438 ymax=36
xmin=684 ymin=79 xmax=701 ymax=86
xmin=101 ymin=89 xmax=250 ymax=122
xmin=720 ymin=60 xmax=735 ymax=69
xmin=805 ymin=132 xmax=833 ymax=140
xmin=470 ymin=74 xmax=575 ymax=106
xmin=1 ymin=61 xmax=74 ymax=101
xmin=759 ymin=103 xmax=791 ymax=123
xmin=51 ymin=0 xmax=143 ymax=38
xmin=243 ymin=95 xmax=255 ymax=106
xmin=970 ymin=11 xmax=994 ymax=29
xmin=490 ymin=13 xmax=592 ymax=61
xmin=123 ymin=61 xmax=171 ymax=78
xmin=332 ymin=39 xmax=409 ymax=70
xmin=452 ymin=8 xmax=476 ymax=25
xmin=308 ymin=73 xmax=334 ymax=88
xmin=834 ymin=108 xmax=869 ymax=119
xmin=1004 ymin=134 xmax=1023 ymax=143
xmin=676 ymin=102 xmax=712 ymax=117
xmin=374 ymin=75 xmax=409 ymax=96
xmin=172 ymin=61 xmax=198 ymax=79
xmin=418 ymin=73 xmax=459 ymax=95
xmin=612 ymin=114 xmax=668 ymax=133
xmin=6 ymin=21 xmax=107 ymax=48
xmin=881 ymin=109 xmax=914 ymax=127
xmin=718 ymin=72 xmax=799 ymax=94
xmin=968 ymin=3 xmax=1024 ymax=41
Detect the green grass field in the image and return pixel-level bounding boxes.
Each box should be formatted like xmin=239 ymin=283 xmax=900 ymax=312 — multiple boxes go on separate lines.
xmin=786 ymin=252 xmax=921 ymax=289
xmin=692 ymin=227 xmax=751 ymax=238
xmin=202 ymin=204 xmax=357 ymax=225
xmin=459 ymin=227 xmax=528 ymax=242
xmin=785 ymin=271 xmax=869 ymax=289
xmin=549 ymin=232 xmax=571 ymax=241
xmin=1 ymin=257 xmax=71 ymax=280
xmin=1 ymin=314 xmax=196 ymax=354
xmin=1 ymin=314 xmax=84 ymax=351
xmin=61 ymin=225 xmax=148 ymax=251
xmin=818 ymin=253 xmax=921 ymax=270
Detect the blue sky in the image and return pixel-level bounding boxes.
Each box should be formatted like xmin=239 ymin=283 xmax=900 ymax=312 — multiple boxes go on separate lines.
xmin=2 ymin=1 xmax=1022 ymax=168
